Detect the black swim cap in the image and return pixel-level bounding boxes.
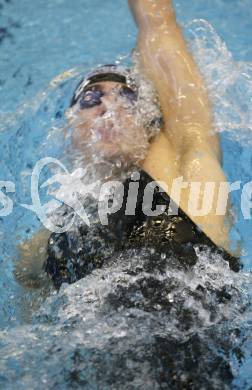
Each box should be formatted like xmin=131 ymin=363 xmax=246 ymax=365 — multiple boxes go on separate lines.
xmin=70 ymin=65 xmax=136 ymax=107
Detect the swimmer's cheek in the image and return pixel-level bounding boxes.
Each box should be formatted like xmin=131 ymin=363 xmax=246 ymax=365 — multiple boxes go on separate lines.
xmin=14 ymin=229 xmax=51 ymax=289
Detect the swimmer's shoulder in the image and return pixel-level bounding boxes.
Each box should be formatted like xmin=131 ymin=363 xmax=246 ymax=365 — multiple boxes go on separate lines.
xmin=14 ymin=228 xmax=51 ymax=288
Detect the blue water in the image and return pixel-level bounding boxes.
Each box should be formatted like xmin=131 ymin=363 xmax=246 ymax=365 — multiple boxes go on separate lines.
xmin=0 ymin=0 xmax=252 ymax=388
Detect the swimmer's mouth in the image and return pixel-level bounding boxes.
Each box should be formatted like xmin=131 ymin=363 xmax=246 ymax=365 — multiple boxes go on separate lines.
xmin=95 ymin=127 xmax=118 ymax=142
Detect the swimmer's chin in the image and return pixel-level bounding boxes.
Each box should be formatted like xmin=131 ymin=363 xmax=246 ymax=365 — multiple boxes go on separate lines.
xmin=95 ymin=142 xmax=132 ymax=162
xmin=96 ymin=140 xmax=118 ymax=151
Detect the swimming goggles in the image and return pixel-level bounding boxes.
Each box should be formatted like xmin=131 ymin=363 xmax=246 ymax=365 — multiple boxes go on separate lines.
xmin=70 ymin=65 xmax=137 ymax=108
xmin=70 ymin=64 xmax=164 ymax=130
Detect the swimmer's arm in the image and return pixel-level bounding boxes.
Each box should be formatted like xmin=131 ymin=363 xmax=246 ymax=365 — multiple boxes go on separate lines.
xmin=129 ymin=0 xmax=234 ymax=252
xmin=14 ymin=228 xmax=51 ymax=288
xmin=129 ymin=0 xmax=220 ymax=159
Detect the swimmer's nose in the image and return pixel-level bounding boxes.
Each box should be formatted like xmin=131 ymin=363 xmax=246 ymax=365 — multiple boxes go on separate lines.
xmin=96 ymin=92 xmax=124 ymax=118
xmin=96 ymin=102 xmax=107 ymax=117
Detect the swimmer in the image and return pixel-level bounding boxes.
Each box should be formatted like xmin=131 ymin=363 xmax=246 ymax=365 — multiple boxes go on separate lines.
xmin=15 ymin=0 xmax=240 ymax=289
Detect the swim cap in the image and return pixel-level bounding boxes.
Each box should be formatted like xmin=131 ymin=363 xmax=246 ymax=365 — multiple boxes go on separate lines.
xmin=70 ymin=65 xmax=137 ymax=108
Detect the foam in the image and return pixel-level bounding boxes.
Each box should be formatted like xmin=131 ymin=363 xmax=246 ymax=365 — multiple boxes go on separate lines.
xmin=1 ymin=19 xmax=252 ymax=388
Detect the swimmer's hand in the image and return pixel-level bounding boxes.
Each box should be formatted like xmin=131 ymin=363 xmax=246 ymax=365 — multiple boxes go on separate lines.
xmin=14 ymin=229 xmax=51 ymax=289
xmin=128 ymin=0 xmax=175 ymax=29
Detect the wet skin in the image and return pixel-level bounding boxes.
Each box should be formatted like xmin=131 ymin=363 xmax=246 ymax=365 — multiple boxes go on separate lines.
xmin=66 ymin=81 xmax=149 ymax=164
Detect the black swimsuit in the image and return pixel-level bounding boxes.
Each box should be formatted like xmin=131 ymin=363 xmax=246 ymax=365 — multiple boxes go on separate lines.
xmin=45 ymin=170 xmax=240 ymax=289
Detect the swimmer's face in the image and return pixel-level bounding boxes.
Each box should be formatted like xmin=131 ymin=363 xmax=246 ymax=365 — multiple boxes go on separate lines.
xmin=66 ymin=81 xmax=149 ymax=163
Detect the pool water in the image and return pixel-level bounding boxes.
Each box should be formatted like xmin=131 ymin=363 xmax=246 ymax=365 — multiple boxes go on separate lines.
xmin=0 ymin=0 xmax=252 ymax=388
